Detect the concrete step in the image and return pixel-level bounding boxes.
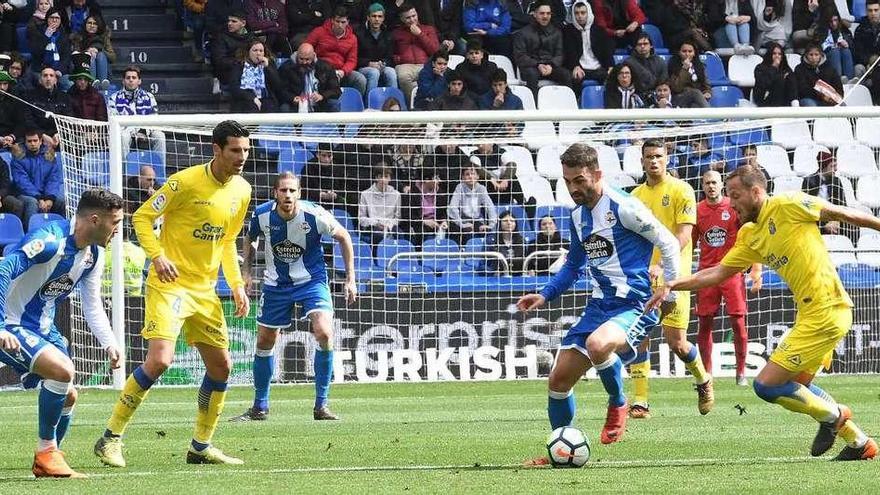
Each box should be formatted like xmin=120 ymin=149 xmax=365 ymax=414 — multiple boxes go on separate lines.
xmin=114 ymin=31 xmax=185 ymax=47
xmin=117 ymin=45 xmax=196 ymax=65
xmin=104 ymin=14 xmax=180 ymax=35
xmin=111 ymin=62 xmax=208 ymax=77
xmin=140 ymin=76 xmax=214 ymax=96
xmin=157 ymin=93 xmax=228 ymax=114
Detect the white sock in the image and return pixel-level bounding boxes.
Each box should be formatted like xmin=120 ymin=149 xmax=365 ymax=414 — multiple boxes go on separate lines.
xmin=37 ymin=438 xmax=57 ymax=452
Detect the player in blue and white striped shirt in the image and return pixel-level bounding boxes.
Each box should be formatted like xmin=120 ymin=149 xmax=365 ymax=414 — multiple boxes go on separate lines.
xmin=517 ymin=144 xmax=680 ymax=458
xmin=0 ymin=189 xmax=123 ymax=478
xmin=230 ymin=172 xmax=357 ymax=422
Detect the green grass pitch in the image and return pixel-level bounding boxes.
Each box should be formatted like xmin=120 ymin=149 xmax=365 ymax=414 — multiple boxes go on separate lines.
xmin=0 ymin=376 xmax=877 ymax=494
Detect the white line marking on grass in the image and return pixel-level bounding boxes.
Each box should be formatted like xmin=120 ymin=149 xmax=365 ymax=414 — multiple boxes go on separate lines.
xmin=0 ymin=455 xmax=826 ymax=482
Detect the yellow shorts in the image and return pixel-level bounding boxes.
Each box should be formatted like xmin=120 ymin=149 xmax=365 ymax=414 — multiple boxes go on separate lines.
xmin=661 ymin=291 xmax=691 ymax=330
xmin=770 ymin=305 xmax=852 ymax=374
xmin=142 ymin=283 xmax=228 ymax=348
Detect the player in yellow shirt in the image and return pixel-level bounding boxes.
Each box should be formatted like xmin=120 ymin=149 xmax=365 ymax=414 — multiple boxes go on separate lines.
xmin=94 ymin=120 xmax=253 ymax=467
xmin=648 ymin=165 xmax=878 ymax=460
xmin=630 ymin=139 xmax=713 ymax=418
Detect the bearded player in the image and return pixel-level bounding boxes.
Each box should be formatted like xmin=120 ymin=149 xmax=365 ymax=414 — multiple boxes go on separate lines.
xmin=648 ymin=165 xmax=878 ymax=460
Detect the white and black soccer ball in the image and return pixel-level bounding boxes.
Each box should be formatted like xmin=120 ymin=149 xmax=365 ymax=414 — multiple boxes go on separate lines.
xmin=546 ymin=426 xmax=590 ymax=468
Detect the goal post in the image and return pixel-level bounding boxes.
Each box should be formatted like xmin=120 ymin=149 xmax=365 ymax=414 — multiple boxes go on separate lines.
xmin=50 ymin=106 xmax=880 ymax=390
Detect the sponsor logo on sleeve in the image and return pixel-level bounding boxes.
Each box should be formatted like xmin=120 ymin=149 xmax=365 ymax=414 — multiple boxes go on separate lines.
xmin=168 ymin=180 xmax=179 ymax=192
xmin=21 ymin=239 xmax=45 ymax=259
xmin=151 ymin=193 xmax=167 ymax=212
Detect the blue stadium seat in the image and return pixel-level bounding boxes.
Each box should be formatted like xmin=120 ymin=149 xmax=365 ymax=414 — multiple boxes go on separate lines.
xmin=334 ymin=236 xmax=380 ymax=279
xmin=28 ymin=213 xmax=65 ymax=233
xmin=367 ymin=87 xmax=408 ymax=111
xmin=463 ymin=237 xmax=487 ymax=272
xmin=340 ymin=87 xmax=365 ymax=112
xmin=2 ymin=243 xmax=15 ymax=256
xmin=301 ymin=123 xmax=340 ymax=151
xmin=376 ymin=238 xmax=419 ymax=273
xmin=421 ymin=237 xmax=461 ymax=274
xmin=81 ymin=151 xmax=110 ymax=187
xmin=16 ymin=25 xmax=30 ymax=61
xmin=277 ymin=145 xmax=310 ymax=176
xmin=728 ymin=127 xmax=770 ymax=147
xmin=700 ymin=53 xmax=730 ymax=85
xmin=854 ymin=0 xmax=867 ymax=18
xmin=125 ymin=150 xmax=166 ymax=181
xmin=580 ymin=85 xmax=604 ymax=109
xmin=613 ymin=54 xmax=627 ymax=65
xmin=0 ymin=214 xmax=24 ymax=246
xmin=533 ymin=205 xmax=571 ymax=239
xmin=330 ymin=208 xmax=355 ymax=233
xmin=642 ymin=24 xmax=669 ymax=54
xmin=709 ymin=85 xmax=744 ymax=108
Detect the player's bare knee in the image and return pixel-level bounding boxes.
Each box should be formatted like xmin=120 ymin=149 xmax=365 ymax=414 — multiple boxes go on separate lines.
xmin=585 ymin=337 xmax=611 ymax=364
xmin=256 ymin=328 xmax=278 ymax=350
xmin=547 ymin=372 xmax=572 ymax=394
xmin=311 ymin=318 xmax=333 ymax=348
xmin=65 ymin=386 xmax=78 ymax=406
xmin=145 ymin=354 xmax=173 ymax=376
xmin=46 ymin=359 xmax=75 ymax=383
xmin=207 ymin=357 xmax=233 ymax=381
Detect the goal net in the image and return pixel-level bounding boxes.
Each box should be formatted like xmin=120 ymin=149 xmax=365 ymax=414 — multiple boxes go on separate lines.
xmin=48 ymin=107 xmax=880 ymax=389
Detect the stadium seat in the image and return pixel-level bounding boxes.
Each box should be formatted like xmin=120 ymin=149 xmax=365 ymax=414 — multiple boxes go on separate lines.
xmin=641 ymin=24 xmax=668 ymax=53
xmin=834 ymin=0 xmax=856 ymax=21
xmin=855 ymin=118 xmax=880 ymax=147
xmin=463 ymin=237 xmax=487 ymax=272
xmin=836 ymin=143 xmax=878 ymax=179
xmin=495 ymin=204 xmax=529 ymax=236
xmin=28 ymin=213 xmax=65 ymax=233
xmin=786 ymin=53 xmax=801 ymax=70
xmin=502 ymin=146 xmax=536 ymax=177
xmin=447 ymin=54 xmax=464 ymax=70
xmin=376 ymin=238 xmax=419 ymax=273
xmin=510 ymin=84 xmax=536 ymax=110
xmin=622 ymin=145 xmax=644 ymax=178
xmin=727 ymin=54 xmax=762 ymax=87
xmin=330 ymin=208 xmax=355 ymax=233
xmin=538 ymin=85 xmax=578 ymax=111
xmin=519 ymin=174 xmax=556 ymax=206
xmin=15 ymin=25 xmax=30 ymax=61
xmin=334 ymin=236 xmax=379 ymax=278
xmin=709 ymin=85 xmax=744 ymax=107
xmin=842 ymin=84 xmax=873 ymax=107
xmin=608 ymin=173 xmax=637 ymax=189
xmin=728 ymin=127 xmax=769 ymax=147
xmin=488 ymin=54 xmax=521 ymax=85
xmin=421 ymin=237 xmax=461 ymax=274
xmin=82 ymin=151 xmax=111 ymax=187
xmin=367 ymin=87 xmax=408 ymax=111
xmin=700 ymin=53 xmax=730 ymax=85
xmin=856 ymin=174 xmax=880 ymax=209
xmin=591 ymin=142 xmax=622 ymax=176
xmin=613 ymin=54 xmax=626 ymax=65
xmin=125 ymin=150 xmax=166 ymax=181
xmin=823 ymin=234 xmax=857 ymax=267
xmin=772 ymin=174 xmax=803 ymax=193
xmin=755 ymin=144 xmax=793 ymax=178
xmin=813 ymin=118 xmax=854 ymax=147
xmin=536 ymin=144 xmax=564 ymax=179
xmin=579 ymin=85 xmax=604 ymax=109
xmin=792 ymin=143 xmax=828 ymax=176
xmin=555 ymin=178 xmax=575 ymax=207
xmin=772 ymin=120 xmax=813 ymax=149
xmin=0 ymin=213 xmax=24 ymax=246
xmin=277 ymin=145 xmax=310 ymax=176
xmin=840 ymin=176 xmax=859 ymax=207
xmin=534 ymin=205 xmax=571 ymax=238
xmin=857 ymin=232 xmax=880 ymax=267
xmin=339 ymin=87 xmax=365 ymax=112
xmin=854 ymin=0 xmax=867 ymax=18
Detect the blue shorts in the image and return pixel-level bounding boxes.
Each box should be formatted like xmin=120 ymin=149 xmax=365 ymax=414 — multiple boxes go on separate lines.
xmin=0 ymin=326 xmax=69 ymax=389
xmin=561 ymin=298 xmax=660 ymax=364
xmin=257 ymin=281 xmax=333 ymax=329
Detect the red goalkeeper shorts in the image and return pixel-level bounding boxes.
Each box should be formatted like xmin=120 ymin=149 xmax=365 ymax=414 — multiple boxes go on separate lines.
xmin=695 ymin=272 xmax=746 ymax=317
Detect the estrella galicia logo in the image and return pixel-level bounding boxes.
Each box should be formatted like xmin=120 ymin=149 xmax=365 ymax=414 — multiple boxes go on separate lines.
xmin=272 ymin=239 xmax=304 ymax=263
xmin=704 ymin=226 xmax=727 ymax=247
xmin=769 ymin=218 xmax=777 ymax=235
xmin=39 ymin=274 xmax=75 ymax=300
xmin=582 ymin=234 xmax=614 ymax=267
xmin=662 ymin=194 xmax=670 ymax=207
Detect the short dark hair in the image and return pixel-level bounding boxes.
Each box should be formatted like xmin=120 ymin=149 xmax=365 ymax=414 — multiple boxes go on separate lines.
xmin=803 ymin=42 xmax=822 ymax=55
xmin=123 ymin=65 xmax=142 ymax=78
xmin=641 ymin=138 xmax=665 ymax=156
xmin=654 ymin=79 xmax=670 ymax=88
xmin=635 ymin=33 xmax=652 ymax=46
xmin=560 ymin=143 xmax=599 ymax=170
xmin=726 ymin=165 xmax=767 ymax=190
xmin=274 ymin=171 xmax=299 ymax=188
xmin=531 ymin=0 xmax=552 ymax=11
xmin=333 ymin=6 xmax=349 ymax=18
xmin=77 ymin=189 xmax=124 ymax=216
xmin=868 ymin=0 xmax=879 ymax=6
xmin=212 ymin=120 xmax=250 ymax=147
xmin=374 ymin=166 xmax=392 ymax=178
xmin=490 ymin=68 xmax=507 ymax=83
xmin=432 ymin=49 xmax=449 ymax=62
xmin=399 ymin=3 xmax=416 ymax=16
xmin=23 ymin=128 xmax=41 ymax=139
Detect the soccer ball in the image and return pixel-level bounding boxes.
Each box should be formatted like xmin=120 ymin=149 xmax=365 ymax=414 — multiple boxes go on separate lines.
xmin=546 ymin=426 xmax=590 ymax=468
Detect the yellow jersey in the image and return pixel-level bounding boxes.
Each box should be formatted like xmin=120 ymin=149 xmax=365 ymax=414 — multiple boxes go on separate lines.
xmin=133 ymin=162 xmax=251 ymax=291
xmin=632 ymin=174 xmax=696 ymax=275
xmin=721 ymin=192 xmax=852 ymax=314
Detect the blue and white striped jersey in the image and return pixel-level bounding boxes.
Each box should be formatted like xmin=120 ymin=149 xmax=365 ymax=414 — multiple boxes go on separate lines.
xmin=0 ymin=220 xmax=115 ymax=348
xmin=248 ymin=200 xmax=341 ymax=287
xmin=540 ymin=186 xmax=680 ymax=303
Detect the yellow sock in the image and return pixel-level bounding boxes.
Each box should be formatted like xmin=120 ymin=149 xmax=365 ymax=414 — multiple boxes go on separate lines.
xmin=193 ymin=376 xmax=228 ymax=446
xmin=839 ymin=420 xmax=870 ymax=448
xmin=629 ymin=360 xmax=650 ymax=405
xmin=684 ymin=353 xmax=710 ymax=384
xmin=771 ymin=383 xmax=838 ymax=422
xmin=107 ymin=372 xmax=153 ymax=436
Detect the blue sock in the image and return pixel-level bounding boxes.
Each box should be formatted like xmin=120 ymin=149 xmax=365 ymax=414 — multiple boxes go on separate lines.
xmin=548 ymin=390 xmax=575 ymax=429
xmin=314 ymin=349 xmax=333 ymax=409
xmin=595 ymin=354 xmax=626 ymax=407
xmin=808 ymin=383 xmax=836 ymax=404
xmin=132 ymin=365 xmax=156 ymax=390
xmin=191 ymin=439 xmax=210 ymax=452
xmin=38 ymin=380 xmax=69 ymax=444
xmin=631 ymin=351 xmax=649 ymax=365
xmin=683 ymin=345 xmax=699 ymax=363
xmin=56 ymin=407 xmax=73 ymax=446
xmin=253 ymin=349 xmax=274 ymax=411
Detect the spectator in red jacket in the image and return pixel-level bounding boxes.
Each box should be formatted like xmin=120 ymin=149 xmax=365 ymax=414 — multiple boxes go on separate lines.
xmin=305 ymin=7 xmax=367 ymax=94
xmin=589 ymin=0 xmax=647 ymax=50
xmin=245 ymin=0 xmax=291 ymax=57
xmin=67 ymin=52 xmax=107 ymax=121
xmin=392 ymin=3 xmax=440 ymax=103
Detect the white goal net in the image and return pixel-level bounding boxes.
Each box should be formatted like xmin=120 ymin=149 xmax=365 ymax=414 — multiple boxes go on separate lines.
xmin=46 ymin=107 xmax=880 ymax=389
